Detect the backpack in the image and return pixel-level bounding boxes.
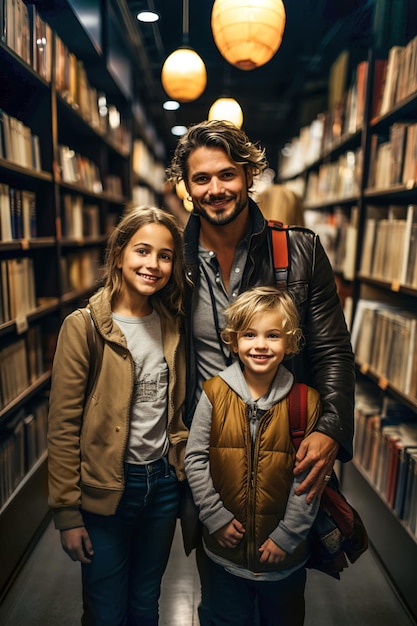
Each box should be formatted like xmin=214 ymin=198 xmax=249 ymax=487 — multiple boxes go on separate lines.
xmin=79 ymin=307 xmax=104 ymax=402
xmin=268 ymin=219 xmax=290 ymax=291
xmin=288 ymin=382 xmax=369 ymax=579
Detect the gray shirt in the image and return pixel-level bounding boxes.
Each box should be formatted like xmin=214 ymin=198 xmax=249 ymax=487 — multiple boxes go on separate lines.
xmin=113 ymin=310 xmax=169 ymax=464
xmin=193 ymin=239 xmax=249 ymax=404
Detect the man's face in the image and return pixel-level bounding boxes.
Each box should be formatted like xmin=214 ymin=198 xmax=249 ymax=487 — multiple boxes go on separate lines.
xmin=186 ymin=146 xmax=253 ymax=226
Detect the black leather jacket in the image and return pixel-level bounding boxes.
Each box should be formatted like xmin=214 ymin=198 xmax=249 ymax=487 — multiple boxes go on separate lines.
xmin=183 ymin=198 xmax=355 ymax=461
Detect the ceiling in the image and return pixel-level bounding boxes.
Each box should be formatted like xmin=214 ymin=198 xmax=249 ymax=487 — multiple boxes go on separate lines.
xmin=125 ymin=0 xmax=375 ymax=170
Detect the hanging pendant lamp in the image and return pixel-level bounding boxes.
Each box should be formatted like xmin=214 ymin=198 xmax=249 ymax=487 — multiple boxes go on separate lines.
xmin=211 ymin=0 xmax=286 ymax=71
xmin=208 ymin=97 xmax=243 ymax=128
xmin=161 ymin=0 xmax=207 ymax=102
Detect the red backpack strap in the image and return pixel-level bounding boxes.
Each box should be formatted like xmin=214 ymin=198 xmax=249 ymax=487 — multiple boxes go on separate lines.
xmin=268 ymin=220 xmax=289 ymax=291
xmin=288 ymin=382 xmax=308 ymax=450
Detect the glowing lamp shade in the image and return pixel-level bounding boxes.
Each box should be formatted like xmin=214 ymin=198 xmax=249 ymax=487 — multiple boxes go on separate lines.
xmin=208 ymin=97 xmax=243 ymax=128
xmin=211 ymin=0 xmax=286 ymax=70
xmin=161 ymin=47 xmax=207 ymax=102
xmin=176 ymin=180 xmax=193 ymax=212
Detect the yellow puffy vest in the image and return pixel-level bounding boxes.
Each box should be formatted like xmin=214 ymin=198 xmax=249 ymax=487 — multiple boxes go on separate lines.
xmin=203 ymin=375 xmax=311 ymax=573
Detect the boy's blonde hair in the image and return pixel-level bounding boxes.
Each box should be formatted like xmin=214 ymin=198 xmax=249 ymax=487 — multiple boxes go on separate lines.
xmin=221 ymin=286 xmax=303 ymax=356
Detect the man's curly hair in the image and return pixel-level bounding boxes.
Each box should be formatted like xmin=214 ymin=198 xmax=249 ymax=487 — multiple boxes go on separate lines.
xmin=166 ymin=119 xmax=268 ymax=186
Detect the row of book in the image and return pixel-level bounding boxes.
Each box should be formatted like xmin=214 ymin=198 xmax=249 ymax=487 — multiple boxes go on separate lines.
xmin=61 ymin=194 xmax=100 ymax=239
xmin=0 ymin=397 xmax=48 ymax=511
xmin=1 ymin=0 xmax=52 ymax=81
xmin=55 ymin=33 xmax=130 ymax=157
xmin=351 ymin=299 xmax=417 ymax=402
xmin=360 ymin=204 xmax=417 ymax=288
xmin=60 ymin=248 xmax=101 ymax=294
xmin=377 ymin=37 xmax=417 ymax=119
xmin=278 ymin=36 xmax=417 ymax=181
xmin=0 ymin=183 xmax=36 ymax=241
xmin=304 ymin=148 xmax=362 ymax=205
xmin=58 ymin=145 xmax=103 ymax=194
xmin=132 ymin=184 xmax=158 ymax=209
xmin=55 ymin=33 xmax=106 ymax=134
xmin=0 ymin=325 xmax=44 ymax=410
xmin=303 ymin=206 xmax=358 ymax=281
xmin=132 ymin=139 xmax=166 ymax=193
xmin=0 ymin=256 xmax=36 ymax=324
xmin=354 ymin=383 xmax=417 ymax=538
xmin=368 ymin=122 xmax=417 ymax=189
xmin=278 ymin=52 xmax=368 ymax=178
xmin=0 ymin=109 xmax=42 ymax=171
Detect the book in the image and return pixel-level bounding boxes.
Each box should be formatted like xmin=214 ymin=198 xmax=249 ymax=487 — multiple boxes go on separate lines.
xmin=355 ymin=60 xmax=368 ymax=130
xmin=0 ymin=182 xmax=13 ymax=241
xmin=359 ymin=206 xmax=387 ymax=275
xmin=21 ymin=189 xmax=37 ymax=239
xmin=0 ymin=259 xmax=11 ymax=323
xmin=399 ymin=205 xmax=417 ymax=286
xmin=402 ymin=123 xmax=417 ymax=185
xmin=403 ymin=450 xmax=417 ymax=536
xmin=26 ymin=325 xmax=44 ymax=384
xmin=370 ymin=59 xmax=388 ymax=121
xmin=389 ymin=123 xmax=409 ymax=185
xmin=394 ymin=444 xmax=417 ymax=519
xmin=23 ymin=412 xmax=37 ymax=470
xmin=379 ymin=46 xmax=404 ymax=116
xmin=342 ymin=206 xmax=359 ymax=281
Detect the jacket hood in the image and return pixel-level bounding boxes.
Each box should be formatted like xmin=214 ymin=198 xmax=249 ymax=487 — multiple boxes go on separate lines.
xmin=219 ymin=360 xmax=294 ymax=410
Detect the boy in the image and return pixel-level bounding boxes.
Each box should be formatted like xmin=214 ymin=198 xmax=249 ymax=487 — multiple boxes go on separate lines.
xmin=185 ymin=287 xmax=321 ymax=626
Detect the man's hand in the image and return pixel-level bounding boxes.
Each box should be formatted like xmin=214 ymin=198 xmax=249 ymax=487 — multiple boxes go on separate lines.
xmin=213 ymin=519 xmax=245 ymax=549
xmin=293 ymin=432 xmax=339 ymax=503
xmin=259 ymin=538 xmax=287 ymax=564
xmin=60 ymin=527 xmax=94 ymax=564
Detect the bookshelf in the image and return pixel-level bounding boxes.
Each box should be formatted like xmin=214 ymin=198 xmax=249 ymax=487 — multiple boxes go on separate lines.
xmin=278 ymin=0 xmax=417 ymax=618
xmin=0 ymin=0 xmax=135 ymax=600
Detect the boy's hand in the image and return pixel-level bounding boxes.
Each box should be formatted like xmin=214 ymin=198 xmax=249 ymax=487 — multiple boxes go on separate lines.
xmin=293 ymin=432 xmax=339 ymax=503
xmin=259 ymin=538 xmax=287 ymax=564
xmin=214 ymin=518 xmax=245 ymax=549
xmin=60 ymin=527 xmax=94 ymax=564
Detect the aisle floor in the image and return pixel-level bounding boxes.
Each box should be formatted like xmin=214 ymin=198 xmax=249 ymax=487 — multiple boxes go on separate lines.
xmin=0 ymin=519 xmax=415 ymax=626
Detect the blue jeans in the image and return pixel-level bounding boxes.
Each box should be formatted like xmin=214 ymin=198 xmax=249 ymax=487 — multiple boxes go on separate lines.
xmin=81 ymin=459 xmax=180 ymax=626
xmin=208 ymin=558 xmax=306 ymax=626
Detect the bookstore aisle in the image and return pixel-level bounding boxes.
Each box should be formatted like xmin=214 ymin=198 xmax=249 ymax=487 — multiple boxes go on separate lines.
xmin=0 ymin=519 xmax=415 ymax=626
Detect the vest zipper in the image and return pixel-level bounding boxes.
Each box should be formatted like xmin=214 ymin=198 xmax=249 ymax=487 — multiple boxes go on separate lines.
xmin=247 ymin=406 xmax=269 ymax=572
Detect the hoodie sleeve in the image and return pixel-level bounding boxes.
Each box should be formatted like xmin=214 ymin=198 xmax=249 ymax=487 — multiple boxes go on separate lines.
xmin=184 ymin=392 xmax=234 ymax=535
xmin=270 ymin=386 xmax=322 ymax=553
xmin=269 ymin=469 xmax=320 ymax=553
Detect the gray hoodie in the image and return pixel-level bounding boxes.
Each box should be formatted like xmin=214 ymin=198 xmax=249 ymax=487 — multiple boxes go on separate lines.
xmin=184 ymin=360 xmax=321 ymax=581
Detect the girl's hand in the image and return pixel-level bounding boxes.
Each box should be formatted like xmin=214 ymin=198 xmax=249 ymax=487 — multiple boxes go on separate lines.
xmin=213 ymin=518 xmax=245 ymax=549
xmin=60 ymin=527 xmax=94 ymax=564
xmin=259 ymin=538 xmax=287 ymax=564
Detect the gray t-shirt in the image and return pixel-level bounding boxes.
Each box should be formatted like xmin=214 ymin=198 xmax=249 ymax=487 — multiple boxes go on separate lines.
xmin=112 ymin=310 xmax=169 ymax=464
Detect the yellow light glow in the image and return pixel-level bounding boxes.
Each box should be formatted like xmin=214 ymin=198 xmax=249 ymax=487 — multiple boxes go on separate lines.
xmin=211 ymin=0 xmax=286 ymax=70
xmin=161 ymin=48 xmax=207 ymax=102
xmin=208 ymin=97 xmax=243 ymax=128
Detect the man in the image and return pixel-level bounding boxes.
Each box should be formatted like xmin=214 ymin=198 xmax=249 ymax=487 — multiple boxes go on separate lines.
xmin=167 ymin=120 xmax=355 ymax=625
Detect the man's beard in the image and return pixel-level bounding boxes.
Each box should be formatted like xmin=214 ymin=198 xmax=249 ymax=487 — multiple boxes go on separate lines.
xmin=193 ymin=196 xmax=247 ymax=226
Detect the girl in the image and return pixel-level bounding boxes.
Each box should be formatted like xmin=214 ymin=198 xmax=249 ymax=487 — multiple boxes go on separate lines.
xmin=48 ymin=206 xmax=188 ymax=626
